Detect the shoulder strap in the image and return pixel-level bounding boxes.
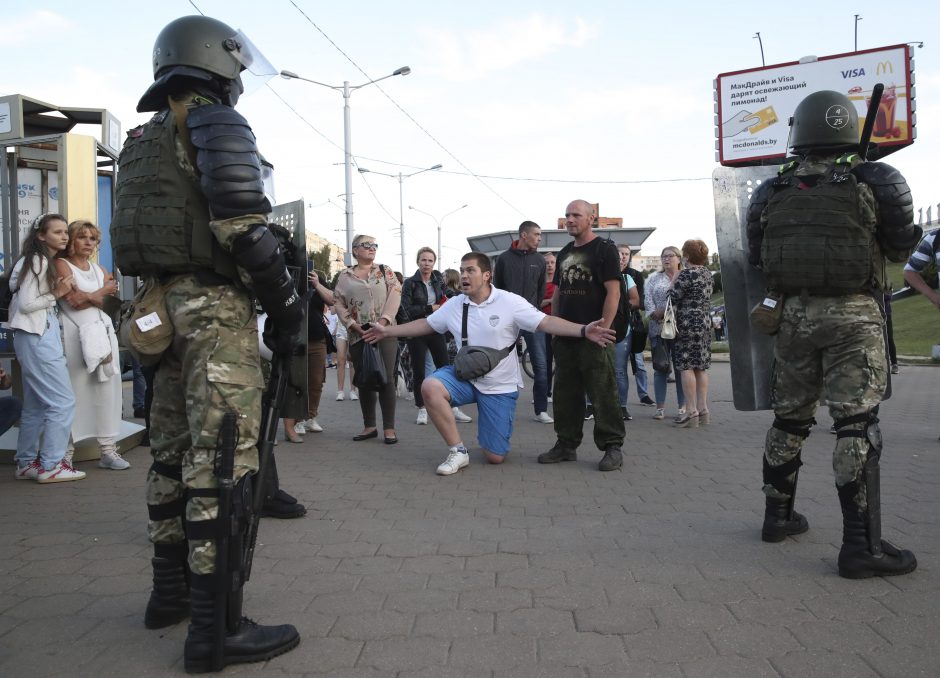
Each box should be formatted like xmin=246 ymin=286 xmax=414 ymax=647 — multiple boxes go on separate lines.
xmin=461 ymin=303 xmax=469 ymax=346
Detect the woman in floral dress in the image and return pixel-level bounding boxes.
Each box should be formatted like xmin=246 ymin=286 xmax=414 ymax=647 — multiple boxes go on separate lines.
xmin=670 ymin=239 xmax=714 ymax=428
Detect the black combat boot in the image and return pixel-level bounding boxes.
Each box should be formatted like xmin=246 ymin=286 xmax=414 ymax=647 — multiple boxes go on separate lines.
xmin=761 ymin=497 xmax=809 ymax=543
xmin=144 ymin=546 xmax=190 ymax=629
xmin=261 ymin=491 xmax=307 ymax=519
xmin=837 ymin=482 xmax=917 ymax=579
xmin=183 ymin=586 xmax=300 ymax=673
xmin=260 ymin=455 xmax=306 ymax=519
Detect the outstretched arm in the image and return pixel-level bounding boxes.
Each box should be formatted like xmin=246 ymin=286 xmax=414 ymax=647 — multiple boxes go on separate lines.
xmin=362 ymin=319 xmax=435 ymax=343
xmin=537 ymin=316 xmax=616 ymax=347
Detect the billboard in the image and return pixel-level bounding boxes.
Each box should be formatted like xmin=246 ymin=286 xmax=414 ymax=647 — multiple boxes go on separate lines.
xmin=714 ymin=44 xmax=915 ymax=167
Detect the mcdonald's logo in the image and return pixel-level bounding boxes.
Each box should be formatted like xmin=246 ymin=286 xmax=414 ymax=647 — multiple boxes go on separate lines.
xmin=876 ymin=61 xmax=894 ymax=75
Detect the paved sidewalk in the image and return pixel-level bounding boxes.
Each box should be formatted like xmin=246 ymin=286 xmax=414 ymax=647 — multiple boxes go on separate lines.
xmin=1 ymin=363 xmax=937 ymax=677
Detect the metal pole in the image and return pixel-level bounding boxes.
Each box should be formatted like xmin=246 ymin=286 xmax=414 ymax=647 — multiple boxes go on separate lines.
xmin=399 ymin=173 xmax=406 ymax=274
xmin=754 ymin=32 xmax=765 ymax=67
xmin=854 ymin=15 xmax=862 ymax=52
xmin=437 ymin=218 xmax=442 ymax=273
xmin=342 ymin=81 xmax=354 ymax=266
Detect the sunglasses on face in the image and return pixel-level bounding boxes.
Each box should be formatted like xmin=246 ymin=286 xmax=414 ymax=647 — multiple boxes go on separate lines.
xmin=356 ymin=242 xmax=378 ymax=250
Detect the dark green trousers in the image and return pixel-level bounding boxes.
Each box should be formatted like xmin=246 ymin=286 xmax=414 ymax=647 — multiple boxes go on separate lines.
xmin=552 ymin=337 xmax=624 ymax=451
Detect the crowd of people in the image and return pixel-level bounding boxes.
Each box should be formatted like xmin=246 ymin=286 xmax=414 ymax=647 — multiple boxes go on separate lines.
xmin=269 ymin=202 xmax=717 ymax=477
xmin=4 ymin=206 xmax=722 ymax=486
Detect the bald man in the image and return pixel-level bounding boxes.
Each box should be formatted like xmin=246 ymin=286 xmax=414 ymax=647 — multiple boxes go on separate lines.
xmin=539 ymin=200 xmax=625 ymax=471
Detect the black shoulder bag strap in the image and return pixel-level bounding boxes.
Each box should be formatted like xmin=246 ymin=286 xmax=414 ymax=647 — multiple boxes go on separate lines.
xmin=461 ymin=303 xmax=470 ymax=347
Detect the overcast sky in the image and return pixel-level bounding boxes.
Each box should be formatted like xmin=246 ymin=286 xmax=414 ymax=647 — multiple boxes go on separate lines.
xmin=3 ymin=1 xmax=938 ymax=270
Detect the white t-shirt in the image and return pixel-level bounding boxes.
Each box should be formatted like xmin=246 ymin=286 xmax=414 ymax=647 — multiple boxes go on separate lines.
xmin=427 ymin=285 xmax=545 ymax=394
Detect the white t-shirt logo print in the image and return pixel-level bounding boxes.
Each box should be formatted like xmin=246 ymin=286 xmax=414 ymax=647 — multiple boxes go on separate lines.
xmin=489 ymin=315 xmax=499 ymax=327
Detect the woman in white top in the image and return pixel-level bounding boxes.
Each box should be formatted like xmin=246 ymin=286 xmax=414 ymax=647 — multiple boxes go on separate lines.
xmin=9 ymin=213 xmax=82 ymax=483
xmin=55 ymin=220 xmax=128 ymax=470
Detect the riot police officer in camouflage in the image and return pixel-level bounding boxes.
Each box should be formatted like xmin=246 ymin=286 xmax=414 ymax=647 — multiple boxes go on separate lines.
xmin=112 ymin=15 xmax=302 ymax=671
xmin=746 ymin=90 xmax=921 ymax=579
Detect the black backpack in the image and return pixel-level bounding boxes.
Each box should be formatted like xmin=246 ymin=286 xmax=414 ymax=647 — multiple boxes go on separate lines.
xmin=599 ymin=239 xmax=630 ymax=343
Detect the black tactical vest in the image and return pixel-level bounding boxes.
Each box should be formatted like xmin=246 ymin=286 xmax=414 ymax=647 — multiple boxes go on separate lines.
xmin=111 ymin=109 xmax=237 ymax=280
xmin=760 ymin=158 xmax=885 ymax=295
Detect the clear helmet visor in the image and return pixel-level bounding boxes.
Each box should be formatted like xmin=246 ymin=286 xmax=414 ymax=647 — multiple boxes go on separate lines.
xmin=227 ymin=30 xmax=277 ymax=96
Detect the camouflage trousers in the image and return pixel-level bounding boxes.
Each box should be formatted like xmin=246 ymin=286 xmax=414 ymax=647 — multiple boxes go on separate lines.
xmin=146 ymin=275 xmax=263 ymax=575
xmin=764 ymin=294 xmax=887 ymax=511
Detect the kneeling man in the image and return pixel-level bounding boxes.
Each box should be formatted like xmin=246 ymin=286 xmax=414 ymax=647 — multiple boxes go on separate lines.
xmin=364 ymin=252 xmax=615 ymax=475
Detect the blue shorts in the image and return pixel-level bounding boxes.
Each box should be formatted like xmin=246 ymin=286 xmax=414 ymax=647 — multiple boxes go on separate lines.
xmin=428 ymin=365 xmax=518 ymax=456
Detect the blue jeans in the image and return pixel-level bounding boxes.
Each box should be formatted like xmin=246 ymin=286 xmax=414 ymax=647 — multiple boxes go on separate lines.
xmin=13 ymin=314 xmax=76 ymax=469
xmin=632 ymin=349 xmax=649 ymax=399
xmin=650 ymin=334 xmax=685 ymax=410
xmin=521 ymin=329 xmax=548 ymax=414
xmin=614 ymin=335 xmax=631 ymax=407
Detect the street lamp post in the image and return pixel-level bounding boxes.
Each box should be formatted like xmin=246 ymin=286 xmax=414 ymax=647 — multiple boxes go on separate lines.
xmin=358 ymin=164 xmax=442 ymax=273
xmin=409 ymin=204 xmax=469 ymax=271
xmin=280 ymin=66 xmax=411 ymax=265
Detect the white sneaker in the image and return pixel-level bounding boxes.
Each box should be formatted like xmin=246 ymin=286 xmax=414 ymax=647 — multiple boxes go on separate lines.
xmin=452 ymin=407 xmax=472 ymax=423
xmin=350 ymin=390 xmax=359 ymax=401
xmin=98 ymin=452 xmax=131 ymax=470
xmin=673 ymin=407 xmax=687 ymax=424
xmin=37 ymin=461 xmax=86 ymax=483
xmin=436 ymin=449 xmax=470 ymax=476
xmin=547 ymin=396 xmax=553 ymax=404
xmin=533 ymin=411 xmax=554 ymax=424
xmin=303 ymin=418 xmax=323 ymax=433
xmin=416 ymin=408 xmax=428 ymax=425
xmin=336 ymin=392 xmax=345 ymax=401
xmin=293 ymin=422 xmax=307 ymax=435
xmin=15 ymin=459 xmax=42 ymax=480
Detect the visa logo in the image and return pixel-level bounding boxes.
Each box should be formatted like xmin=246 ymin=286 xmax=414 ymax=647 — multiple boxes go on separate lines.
xmin=841 ymin=68 xmax=866 ymax=78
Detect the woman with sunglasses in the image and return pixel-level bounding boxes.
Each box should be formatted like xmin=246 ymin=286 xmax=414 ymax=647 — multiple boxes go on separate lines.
xmin=644 ymin=246 xmax=686 ymax=421
xmin=334 ymin=235 xmax=402 ymax=444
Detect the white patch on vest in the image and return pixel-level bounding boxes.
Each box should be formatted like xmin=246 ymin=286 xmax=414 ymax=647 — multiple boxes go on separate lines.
xmin=135 ymin=312 xmax=163 ymax=333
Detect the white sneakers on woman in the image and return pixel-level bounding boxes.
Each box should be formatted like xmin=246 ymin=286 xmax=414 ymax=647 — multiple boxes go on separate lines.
xmin=37 ymin=461 xmax=86 ymax=483
xmin=99 ymin=452 xmax=131 ymax=470
xmin=300 ymin=418 xmax=323 ymax=433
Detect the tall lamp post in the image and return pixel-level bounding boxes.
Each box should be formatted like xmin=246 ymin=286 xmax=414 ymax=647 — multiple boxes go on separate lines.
xmin=280 ymin=66 xmax=411 ymax=265
xmin=409 ymin=204 xmax=469 ymax=271
xmin=358 ymin=164 xmax=442 ymax=273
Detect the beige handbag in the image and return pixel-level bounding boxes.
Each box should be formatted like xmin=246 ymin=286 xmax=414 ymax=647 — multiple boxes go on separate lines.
xmin=660 ymin=296 xmax=677 ymax=340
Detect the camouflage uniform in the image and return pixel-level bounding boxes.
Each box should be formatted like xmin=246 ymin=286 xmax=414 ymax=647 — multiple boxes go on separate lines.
xmin=146 ymin=273 xmax=262 ymax=574
xmin=761 ymin=155 xmax=884 ymax=512
xmin=765 ymin=293 xmax=886 ymax=509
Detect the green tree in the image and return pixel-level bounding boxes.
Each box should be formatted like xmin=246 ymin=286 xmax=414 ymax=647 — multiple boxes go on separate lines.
xmin=309 ymin=243 xmax=334 ymax=280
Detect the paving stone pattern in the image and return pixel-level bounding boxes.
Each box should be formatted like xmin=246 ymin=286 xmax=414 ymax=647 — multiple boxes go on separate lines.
xmin=1 ymin=363 xmax=937 ymax=677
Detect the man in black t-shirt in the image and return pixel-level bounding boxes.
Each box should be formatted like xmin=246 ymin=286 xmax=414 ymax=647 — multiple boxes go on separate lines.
xmin=538 ymin=200 xmax=625 ymax=471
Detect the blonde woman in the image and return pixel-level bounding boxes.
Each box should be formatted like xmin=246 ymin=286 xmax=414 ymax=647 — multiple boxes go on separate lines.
xmin=333 ymin=235 xmax=402 ymax=443
xmin=55 ymin=220 xmax=128 ymax=468
xmin=644 ymin=246 xmax=686 ymax=421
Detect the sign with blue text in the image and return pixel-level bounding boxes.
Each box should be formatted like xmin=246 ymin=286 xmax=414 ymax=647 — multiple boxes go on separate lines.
xmin=714 ymin=44 xmax=914 ymax=167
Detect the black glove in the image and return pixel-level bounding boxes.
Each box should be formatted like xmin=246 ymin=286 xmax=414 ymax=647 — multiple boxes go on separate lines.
xmin=263 ymin=315 xmax=304 ymax=357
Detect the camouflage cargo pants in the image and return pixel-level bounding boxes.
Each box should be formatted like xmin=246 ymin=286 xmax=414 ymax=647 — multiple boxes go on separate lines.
xmin=764 ymin=294 xmax=887 ymax=511
xmin=146 ymin=275 xmax=263 ymax=575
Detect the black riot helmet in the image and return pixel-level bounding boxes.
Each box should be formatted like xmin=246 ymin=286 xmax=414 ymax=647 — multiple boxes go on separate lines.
xmin=788 ymin=90 xmax=859 ymax=154
xmin=137 ymin=15 xmax=266 ymax=112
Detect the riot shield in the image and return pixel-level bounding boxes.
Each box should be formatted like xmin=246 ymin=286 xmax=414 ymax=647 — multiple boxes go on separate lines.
xmin=713 ymin=165 xmax=777 ymax=411
xmin=269 ymin=199 xmax=309 ymax=422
